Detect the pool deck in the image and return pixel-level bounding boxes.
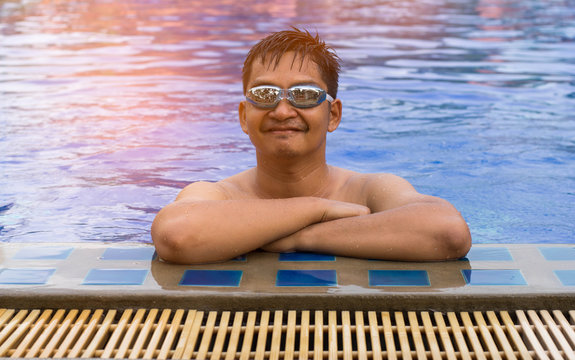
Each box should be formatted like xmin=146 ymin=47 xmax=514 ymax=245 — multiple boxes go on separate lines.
xmin=1 ymin=243 xmax=574 ymax=312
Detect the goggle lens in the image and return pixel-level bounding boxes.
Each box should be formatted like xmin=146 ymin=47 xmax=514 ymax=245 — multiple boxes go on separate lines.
xmin=246 ymin=86 xmax=333 ymax=108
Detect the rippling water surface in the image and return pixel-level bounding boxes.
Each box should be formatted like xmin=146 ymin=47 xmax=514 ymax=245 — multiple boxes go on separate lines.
xmin=1 ymin=0 xmax=574 ymax=243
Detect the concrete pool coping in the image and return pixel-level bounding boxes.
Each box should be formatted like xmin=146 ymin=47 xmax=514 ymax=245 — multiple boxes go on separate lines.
xmin=1 ymin=243 xmax=574 ymax=312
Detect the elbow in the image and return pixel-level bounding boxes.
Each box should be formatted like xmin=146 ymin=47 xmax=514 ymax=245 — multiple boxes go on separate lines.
xmin=151 ymin=210 xmax=205 ymax=265
xmin=439 ymin=215 xmax=472 ymax=260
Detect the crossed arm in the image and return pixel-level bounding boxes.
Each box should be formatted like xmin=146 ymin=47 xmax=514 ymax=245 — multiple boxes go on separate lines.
xmin=151 ymin=176 xmax=471 ymax=264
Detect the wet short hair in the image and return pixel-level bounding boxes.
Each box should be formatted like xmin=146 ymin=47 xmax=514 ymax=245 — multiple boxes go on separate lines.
xmin=242 ymin=27 xmax=341 ymax=99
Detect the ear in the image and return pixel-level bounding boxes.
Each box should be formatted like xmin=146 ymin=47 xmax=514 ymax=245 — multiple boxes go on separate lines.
xmin=327 ymin=98 xmax=342 ymax=133
xmin=238 ymin=101 xmax=249 ymax=134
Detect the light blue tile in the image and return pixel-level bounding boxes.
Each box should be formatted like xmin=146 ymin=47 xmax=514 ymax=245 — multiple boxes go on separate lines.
xmin=539 ymin=247 xmax=575 ymax=261
xmin=461 ymin=269 xmax=527 ymax=286
xmin=554 ymin=270 xmax=575 ymax=286
xmin=279 ymin=252 xmax=335 ymax=262
xmin=13 ymin=246 xmax=73 ymax=260
xmin=100 ymin=247 xmax=156 ymax=261
xmin=179 ymin=270 xmax=243 ymax=287
xmin=276 ymin=270 xmax=337 ymax=287
xmin=369 ymin=270 xmax=430 ymax=287
xmin=0 ymin=268 xmax=56 ymax=285
xmin=460 ymin=247 xmax=513 ymax=261
xmin=83 ymin=269 xmax=149 ymax=285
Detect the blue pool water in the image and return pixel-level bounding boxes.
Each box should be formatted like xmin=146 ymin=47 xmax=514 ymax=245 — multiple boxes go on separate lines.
xmin=1 ymin=0 xmax=574 ymax=244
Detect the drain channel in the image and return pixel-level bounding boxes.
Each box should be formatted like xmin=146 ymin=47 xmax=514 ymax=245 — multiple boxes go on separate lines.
xmin=1 ymin=309 xmax=574 ymax=359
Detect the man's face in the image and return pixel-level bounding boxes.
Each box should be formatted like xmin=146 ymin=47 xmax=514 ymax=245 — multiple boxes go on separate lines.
xmin=239 ymin=52 xmax=341 ymax=160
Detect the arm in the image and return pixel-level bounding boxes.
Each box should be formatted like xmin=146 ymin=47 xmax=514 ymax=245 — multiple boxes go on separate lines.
xmin=151 ymin=181 xmax=370 ymax=264
xmin=263 ymin=175 xmax=471 ymax=261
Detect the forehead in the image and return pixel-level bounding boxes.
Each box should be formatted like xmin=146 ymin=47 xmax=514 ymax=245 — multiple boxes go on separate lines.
xmin=247 ymin=52 xmax=324 ymax=88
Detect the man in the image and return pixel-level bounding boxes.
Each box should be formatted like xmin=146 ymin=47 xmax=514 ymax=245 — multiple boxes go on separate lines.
xmin=151 ymin=28 xmax=471 ymax=264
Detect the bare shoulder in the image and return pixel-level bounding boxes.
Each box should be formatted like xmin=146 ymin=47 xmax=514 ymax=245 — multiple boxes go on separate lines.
xmin=175 ymin=169 xmax=256 ymax=202
xmin=346 ymin=171 xmax=441 ymax=212
xmin=175 ymin=181 xmax=230 ymax=201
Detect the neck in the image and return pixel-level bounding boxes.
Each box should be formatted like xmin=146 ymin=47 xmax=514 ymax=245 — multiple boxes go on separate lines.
xmin=254 ymin=157 xmax=332 ymax=198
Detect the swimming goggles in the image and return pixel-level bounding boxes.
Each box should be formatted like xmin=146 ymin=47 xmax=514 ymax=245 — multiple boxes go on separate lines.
xmin=246 ymin=85 xmax=334 ymax=109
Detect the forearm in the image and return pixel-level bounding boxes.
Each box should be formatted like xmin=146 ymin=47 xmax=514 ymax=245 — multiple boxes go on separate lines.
xmin=296 ymin=201 xmax=471 ymax=261
xmin=151 ymin=197 xmax=328 ymax=264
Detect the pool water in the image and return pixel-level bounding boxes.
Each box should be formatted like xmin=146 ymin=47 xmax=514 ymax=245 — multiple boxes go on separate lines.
xmin=1 ymin=0 xmax=574 ymax=244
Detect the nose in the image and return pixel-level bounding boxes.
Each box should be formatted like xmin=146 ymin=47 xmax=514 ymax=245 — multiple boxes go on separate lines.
xmin=269 ymin=98 xmax=297 ymax=120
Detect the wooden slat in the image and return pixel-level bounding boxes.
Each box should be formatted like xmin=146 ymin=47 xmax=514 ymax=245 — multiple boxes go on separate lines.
xmin=101 ymin=309 xmax=133 ymax=359
xmin=68 ymin=309 xmax=104 ymax=358
xmin=115 ymin=308 xmax=146 ymax=359
xmin=368 ymin=312 xmax=383 ymax=360
xmin=355 ymin=311 xmax=367 ymax=360
xmin=210 ymin=311 xmax=230 ymax=360
xmin=0 ymin=309 xmax=29 ymax=356
xmin=516 ymin=310 xmax=549 ymax=360
xmin=196 ymin=311 xmax=218 ymax=360
xmin=270 ymin=311 xmax=283 ymax=360
xmin=171 ymin=310 xmax=196 ymax=359
xmin=553 ymin=310 xmax=575 ymax=349
xmin=447 ymin=311 xmax=472 ymax=360
xmin=0 ymin=309 xmax=38 ymax=357
xmin=341 ymin=311 xmax=352 ymax=360
xmin=12 ymin=309 xmax=53 ymax=358
xmin=299 ymin=310 xmax=310 ymax=360
xmin=433 ymin=312 xmax=456 ymax=360
xmin=255 ymin=310 xmax=270 ymax=360
xmin=499 ymin=311 xmax=532 ymax=360
xmin=313 ymin=311 xmax=323 ymax=360
xmin=40 ymin=309 xmax=79 ymax=358
xmin=408 ymin=311 xmax=426 ymax=359
xmin=328 ymin=311 xmax=338 ymax=360
xmin=541 ymin=310 xmax=575 ymax=360
xmin=158 ymin=309 xmax=185 ymax=360
xmin=421 ymin=312 xmax=442 ymax=360
xmin=144 ymin=309 xmax=172 ymax=360
xmin=285 ymin=310 xmax=297 ymax=360
xmin=224 ymin=312 xmax=244 ymax=360
xmin=485 ymin=311 xmax=517 ymax=360
xmin=180 ymin=310 xmax=204 ymax=360
xmin=527 ymin=310 xmax=563 ymax=360
xmin=54 ymin=309 xmax=91 ymax=358
xmin=377 ymin=312 xmax=392 ymax=360
xmin=461 ymin=311 xmax=486 ymax=360
xmin=82 ymin=310 xmax=117 ymax=358
xmin=395 ymin=311 xmax=412 ymax=360
xmin=239 ymin=311 xmax=257 ymax=360
xmin=129 ymin=308 xmax=158 ymax=359
xmin=2 ymin=308 xmax=575 ymax=359
xmin=473 ymin=311 xmax=501 ymax=360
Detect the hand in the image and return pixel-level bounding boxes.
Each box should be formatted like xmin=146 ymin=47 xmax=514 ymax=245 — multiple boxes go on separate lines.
xmin=319 ymin=199 xmax=371 ymax=222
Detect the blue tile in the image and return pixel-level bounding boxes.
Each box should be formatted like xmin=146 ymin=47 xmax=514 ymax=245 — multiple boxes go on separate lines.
xmin=0 ymin=268 xmax=56 ymax=285
xmin=554 ymin=270 xmax=575 ymax=286
xmin=460 ymin=247 xmax=513 ymax=261
xmin=461 ymin=269 xmax=527 ymax=286
xmin=13 ymin=246 xmax=73 ymax=260
xmin=279 ymin=252 xmax=336 ymax=262
xmin=369 ymin=270 xmax=430 ymax=287
xmin=83 ymin=269 xmax=149 ymax=285
xmin=539 ymin=247 xmax=575 ymax=261
xmin=179 ymin=270 xmax=243 ymax=287
xmin=100 ymin=247 xmax=156 ymax=261
xmin=276 ymin=270 xmax=337 ymax=287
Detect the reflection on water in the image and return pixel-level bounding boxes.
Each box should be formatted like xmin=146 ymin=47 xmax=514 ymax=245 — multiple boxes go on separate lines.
xmin=1 ymin=0 xmax=574 ymax=244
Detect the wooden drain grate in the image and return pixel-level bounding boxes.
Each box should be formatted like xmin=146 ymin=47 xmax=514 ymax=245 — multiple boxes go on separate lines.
xmin=1 ymin=308 xmax=575 ymax=359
